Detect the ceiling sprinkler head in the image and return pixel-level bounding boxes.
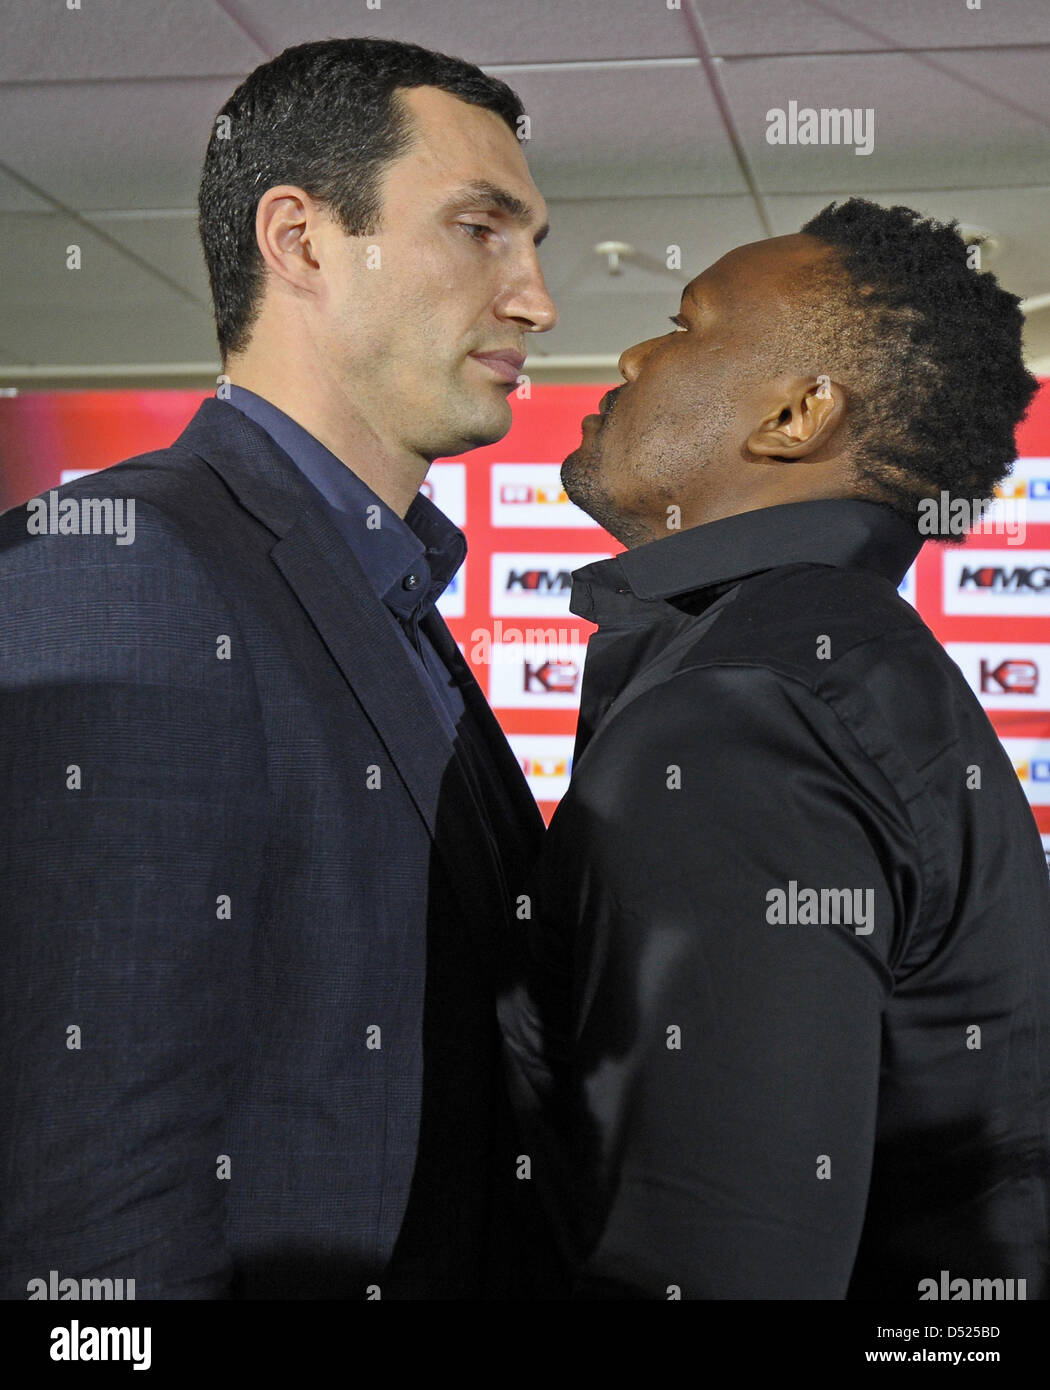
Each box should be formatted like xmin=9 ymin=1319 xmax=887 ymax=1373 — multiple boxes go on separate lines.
xmin=594 ymin=240 xmax=635 ymax=275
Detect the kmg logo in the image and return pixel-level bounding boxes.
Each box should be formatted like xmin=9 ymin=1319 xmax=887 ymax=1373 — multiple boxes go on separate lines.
xmin=944 ymin=551 xmax=1050 ymax=616
xmin=506 ymin=569 xmax=572 ymax=593
xmin=959 ymin=565 xmax=1050 ymax=591
xmin=492 ymin=553 xmax=609 ymax=616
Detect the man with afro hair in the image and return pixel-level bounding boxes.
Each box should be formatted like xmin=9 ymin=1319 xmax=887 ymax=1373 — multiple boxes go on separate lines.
xmin=505 ymin=198 xmax=1050 ymax=1301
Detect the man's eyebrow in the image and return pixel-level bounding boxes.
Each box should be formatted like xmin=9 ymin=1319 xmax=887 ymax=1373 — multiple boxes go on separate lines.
xmin=447 ymin=180 xmax=550 ymax=244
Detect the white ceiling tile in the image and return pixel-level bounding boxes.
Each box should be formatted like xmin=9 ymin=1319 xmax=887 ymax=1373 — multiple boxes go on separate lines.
xmin=766 ymin=186 xmax=1050 ymax=300
xmin=721 ymin=49 xmax=1050 ymax=192
xmin=698 ymin=0 xmax=1050 ymax=56
xmin=223 ymin=0 xmax=700 ymax=64
xmin=1 ymin=1 xmax=1047 ymax=374
xmin=0 ymin=302 xmax=216 ymax=367
xmin=508 ymin=65 xmax=749 ymax=197
xmin=0 ymin=0 xmax=267 ymax=82
xmin=0 ymin=78 xmax=239 ymax=210
xmin=528 ymin=195 xmax=767 ymax=355
xmin=83 ymin=211 xmax=211 ymax=301
xmin=0 ymin=166 xmax=53 ymax=212
xmin=0 ymin=212 xmax=200 ymax=310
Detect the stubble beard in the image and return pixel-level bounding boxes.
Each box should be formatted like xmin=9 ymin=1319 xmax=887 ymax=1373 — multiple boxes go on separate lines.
xmin=561 ymin=417 xmax=663 ymax=550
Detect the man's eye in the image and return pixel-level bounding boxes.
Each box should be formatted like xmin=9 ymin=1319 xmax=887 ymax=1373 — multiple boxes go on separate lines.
xmin=460 ymin=223 xmax=495 ymax=241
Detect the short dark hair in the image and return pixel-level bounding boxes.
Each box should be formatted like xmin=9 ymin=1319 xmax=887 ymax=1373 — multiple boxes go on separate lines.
xmin=796 ymin=198 xmax=1037 ymax=529
xmin=198 ymin=37 xmax=525 ymax=360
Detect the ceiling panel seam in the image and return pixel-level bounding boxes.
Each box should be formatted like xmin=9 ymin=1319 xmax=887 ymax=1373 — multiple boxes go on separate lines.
xmin=0 ymin=162 xmax=208 ymax=308
xmin=685 ymin=0 xmax=772 ymax=235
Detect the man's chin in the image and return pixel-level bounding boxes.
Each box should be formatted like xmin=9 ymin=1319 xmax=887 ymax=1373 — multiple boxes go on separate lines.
xmin=562 ymin=448 xmax=649 ymax=548
xmin=426 ymin=398 xmax=513 ymax=459
xmin=561 ymin=446 xmax=606 ymax=525
xmin=465 ymin=392 xmax=514 ymax=445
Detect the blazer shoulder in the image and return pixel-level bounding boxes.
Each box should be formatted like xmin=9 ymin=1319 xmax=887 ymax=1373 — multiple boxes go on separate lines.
xmin=0 ymin=443 xmax=252 ymax=575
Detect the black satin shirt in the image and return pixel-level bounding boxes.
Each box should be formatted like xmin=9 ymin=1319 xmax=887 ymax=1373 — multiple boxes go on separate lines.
xmin=504 ymin=498 xmax=1050 ymax=1300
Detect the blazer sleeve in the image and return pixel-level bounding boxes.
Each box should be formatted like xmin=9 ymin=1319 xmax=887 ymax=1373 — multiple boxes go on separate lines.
xmin=0 ymin=504 xmax=268 ymax=1298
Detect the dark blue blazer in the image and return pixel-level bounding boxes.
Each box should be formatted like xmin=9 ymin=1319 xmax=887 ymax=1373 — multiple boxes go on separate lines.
xmin=0 ymin=399 xmax=545 ymax=1298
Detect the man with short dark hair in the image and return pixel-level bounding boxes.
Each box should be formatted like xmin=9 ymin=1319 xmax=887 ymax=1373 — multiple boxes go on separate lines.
xmin=504 ymin=199 xmax=1050 ymax=1299
xmin=1 ymin=37 xmax=556 ymax=1299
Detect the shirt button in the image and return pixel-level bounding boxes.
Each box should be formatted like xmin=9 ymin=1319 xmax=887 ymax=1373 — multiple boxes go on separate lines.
xmin=402 ymin=573 xmax=421 ymax=591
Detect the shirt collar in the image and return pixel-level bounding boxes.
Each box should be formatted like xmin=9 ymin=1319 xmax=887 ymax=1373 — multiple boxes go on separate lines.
xmin=223 ymin=385 xmax=465 ymax=615
xmin=569 ymin=498 xmax=923 ymax=624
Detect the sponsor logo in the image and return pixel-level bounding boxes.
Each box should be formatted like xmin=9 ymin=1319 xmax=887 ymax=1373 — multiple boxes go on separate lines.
xmin=944 ymin=644 xmax=1048 ymax=706
xmin=508 ymin=734 xmax=575 ymax=801
xmin=991 ymin=458 xmax=1050 ymax=523
xmin=507 ymin=569 xmax=571 ymax=593
xmin=943 ymin=550 xmax=1050 ymax=616
xmin=487 ymin=643 xmax=587 ymax=708
xmin=981 ymin=659 xmax=1039 ymax=695
xmin=418 ymin=463 xmax=466 ymax=525
xmin=435 ymin=564 xmax=464 ymax=619
xmin=897 ymin=562 xmax=917 ymax=607
xmin=960 ymin=565 xmax=1050 ymax=591
xmin=491 ymin=464 xmax=597 ymax=528
xmin=491 ymin=553 xmax=609 ymax=616
xmin=525 ymin=659 xmax=579 ymax=694
xmin=1001 ymin=739 xmax=1050 ymax=806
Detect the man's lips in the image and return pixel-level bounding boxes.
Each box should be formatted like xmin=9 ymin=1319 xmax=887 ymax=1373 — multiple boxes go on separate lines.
xmin=469 ymin=350 xmax=526 ymax=384
xmin=583 ymin=387 xmax=624 ymax=424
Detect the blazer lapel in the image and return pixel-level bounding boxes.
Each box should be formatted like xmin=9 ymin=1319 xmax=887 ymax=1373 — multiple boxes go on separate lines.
xmin=422 ymin=611 xmax=544 ymax=849
xmin=179 ymin=400 xmax=523 ymax=969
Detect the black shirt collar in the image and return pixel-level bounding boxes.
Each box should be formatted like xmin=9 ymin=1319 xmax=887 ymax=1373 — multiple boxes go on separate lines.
xmin=570 ymin=499 xmax=923 ymax=623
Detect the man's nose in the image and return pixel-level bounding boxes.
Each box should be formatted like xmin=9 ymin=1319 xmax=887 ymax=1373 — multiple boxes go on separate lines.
xmin=501 ymin=254 xmax=558 ymax=333
xmin=618 ymin=335 xmax=659 ymax=383
xmin=522 ymin=265 xmax=558 ymax=332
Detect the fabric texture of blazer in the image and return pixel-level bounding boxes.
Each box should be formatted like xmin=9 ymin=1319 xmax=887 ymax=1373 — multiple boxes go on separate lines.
xmin=0 ymin=398 xmax=546 ymax=1299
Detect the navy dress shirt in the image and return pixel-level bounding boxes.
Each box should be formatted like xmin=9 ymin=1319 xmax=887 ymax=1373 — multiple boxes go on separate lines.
xmin=222 ymin=386 xmax=515 ymax=1297
xmin=225 ymin=385 xmax=466 ymax=738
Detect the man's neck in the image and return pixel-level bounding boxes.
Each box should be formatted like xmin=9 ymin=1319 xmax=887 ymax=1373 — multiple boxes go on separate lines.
xmin=225 ymin=361 xmax=426 ymax=518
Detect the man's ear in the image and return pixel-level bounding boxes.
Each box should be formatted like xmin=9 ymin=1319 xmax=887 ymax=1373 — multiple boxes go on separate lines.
xmin=746 ymin=376 xmax=845 ymax=459
xmin=254 ymin=185 xmax=323 ymax=290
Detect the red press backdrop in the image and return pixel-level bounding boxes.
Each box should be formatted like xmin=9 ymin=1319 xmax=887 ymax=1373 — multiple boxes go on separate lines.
xmin=1 ymin=384 xmax=1048 ymax=865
